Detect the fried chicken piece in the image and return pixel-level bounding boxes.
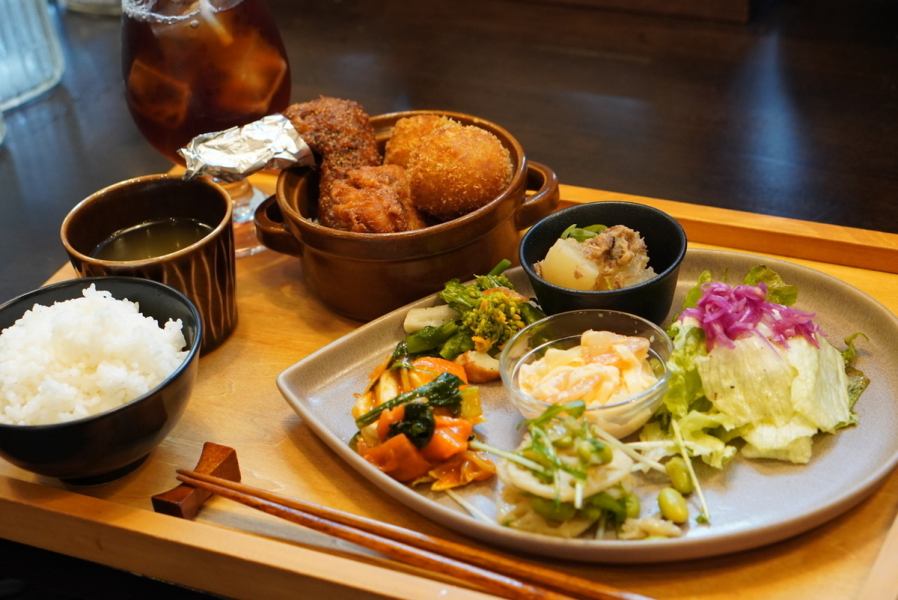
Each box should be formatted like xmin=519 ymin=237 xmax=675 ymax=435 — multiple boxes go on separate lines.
xmin=283 ymin=97 xmax=381 ymax=197
xmin=405 ymin=124 xmax=513 ymax=221
xmin=384 ymin=115 xmax=458 ymax=168
xmin=320 ymin=165 xmax=426 ymax=233
xmin=283 ymin=96 xmax=380 ymax=162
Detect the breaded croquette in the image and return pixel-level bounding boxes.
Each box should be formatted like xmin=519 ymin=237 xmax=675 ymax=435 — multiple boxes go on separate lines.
xmin=406 ymin=124 xmax=513 ymax=220
xmin=384 ymin=115 xmax=457 ymax=168
xmin=320 ymin=165 xmax=426 ymax=233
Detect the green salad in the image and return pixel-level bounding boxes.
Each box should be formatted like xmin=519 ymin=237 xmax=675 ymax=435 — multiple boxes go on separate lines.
xmin=642 ymin=266 xmax=869 ymax=467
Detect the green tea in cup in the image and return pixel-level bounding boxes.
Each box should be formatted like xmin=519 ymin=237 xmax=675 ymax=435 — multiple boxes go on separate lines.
xmin=91 ymin=218 xmax=215 ymax=261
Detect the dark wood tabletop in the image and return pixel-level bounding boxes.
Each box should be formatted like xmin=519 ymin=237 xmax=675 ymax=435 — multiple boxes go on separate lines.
xmin=3 ymin=0 xmax=898 ymax=305
xmin=0 ymin=0 xmax=896 ymax=597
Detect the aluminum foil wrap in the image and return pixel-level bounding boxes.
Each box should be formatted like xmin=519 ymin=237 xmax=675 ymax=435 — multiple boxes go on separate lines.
xmin=179 ymin=114 xmax=314 ymax=182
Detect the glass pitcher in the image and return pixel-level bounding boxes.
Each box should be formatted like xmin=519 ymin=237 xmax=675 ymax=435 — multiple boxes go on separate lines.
xmin=0 ymin=0 xmax=65 ymax=112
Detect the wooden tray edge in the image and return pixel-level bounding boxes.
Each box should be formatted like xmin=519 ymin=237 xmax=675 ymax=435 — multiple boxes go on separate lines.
xmin=184 ymin=169 xmax=898 ymax=274
xmin=559 ymin=184 xmax=898 ymax=274
xmin=0 ymin=476 xmax=491 ymax=600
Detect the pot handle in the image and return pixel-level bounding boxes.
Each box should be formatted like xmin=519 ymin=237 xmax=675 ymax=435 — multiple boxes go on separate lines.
xmin=253 ymin=196 xmax=304 ymax=257
xmin=514 ymin=161 xmax=559 ymax=229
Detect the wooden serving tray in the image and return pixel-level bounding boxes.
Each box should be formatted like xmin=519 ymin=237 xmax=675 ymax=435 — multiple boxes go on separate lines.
xmin=2 ymin=175 xmax=897 ymax=600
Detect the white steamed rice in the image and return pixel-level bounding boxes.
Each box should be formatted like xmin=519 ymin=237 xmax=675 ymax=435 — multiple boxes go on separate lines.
xmin=0 ymin=284 xmax=188 ymax=426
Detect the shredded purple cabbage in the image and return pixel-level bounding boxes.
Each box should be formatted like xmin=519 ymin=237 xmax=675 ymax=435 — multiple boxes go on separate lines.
xmin=681 ymin=282 xmax=819 ymax=350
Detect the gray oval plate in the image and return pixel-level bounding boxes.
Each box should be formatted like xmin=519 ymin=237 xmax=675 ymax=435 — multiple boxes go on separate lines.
xmin=277 ymin=249 xmax=898 ymax=563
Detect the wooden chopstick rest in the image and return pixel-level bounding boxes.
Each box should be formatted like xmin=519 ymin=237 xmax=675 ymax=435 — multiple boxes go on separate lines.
xmin=152 ymin=442 xmax=241 ymax=519
xmin=177 ymin=469 xmax=653 ymax=600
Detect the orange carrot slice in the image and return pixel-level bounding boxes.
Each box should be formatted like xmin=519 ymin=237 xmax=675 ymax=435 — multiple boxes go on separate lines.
xmin=363 ymin=434 xmax=432 ymax=482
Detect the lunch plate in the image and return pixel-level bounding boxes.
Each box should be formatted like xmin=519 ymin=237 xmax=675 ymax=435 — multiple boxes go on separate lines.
xmin=277 ymin=248 xmax=898 ymax=563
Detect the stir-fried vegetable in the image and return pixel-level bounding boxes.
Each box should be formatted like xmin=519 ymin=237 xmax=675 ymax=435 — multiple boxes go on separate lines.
xmin=352 ymin=354 xmax=493 ymax=491
xmin=355 ymin=372 xmax=464 ymax=428
xmin=404 ymin=260 xmax=544 ymax=361
xmin=421 ymin=416 xmax=473 ymax=462
xmin=362 ymin=434 xmax=432 ymax=482
xmin=405 ymin=321 xmax=459 ymax=355
xmin=387 ymin=402 xmax=435 ymax=448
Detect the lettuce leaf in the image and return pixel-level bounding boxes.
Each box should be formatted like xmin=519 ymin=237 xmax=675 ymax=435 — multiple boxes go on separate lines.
xmin=695 ymin=334 xmax=852 ymax=462
xmin=696 ymin=335 xmax=796 ymax=428
xmin=676 ymin=411 xmax=738 ymax=468
xmin=841 ymin=333 xmax=870 ymax=414
xmin=785 ymin=336 xmax=853 ymax=433
xmin=742 ymin=265 xmax=798 ymax=306
xmin=662 ymin=320 xmax=707 ymax=419
xmin=681 ymin=270 xmax=713 ymax=310
xmin=651 ymin=266 xmax=866 ymax=468
xmin=741 ymin=419 xmax=816 ymax=463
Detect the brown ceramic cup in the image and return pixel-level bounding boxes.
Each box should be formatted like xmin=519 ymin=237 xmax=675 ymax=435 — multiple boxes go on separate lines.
xmin=254 ymin=110 xmax=560 ymax=321
xmin=60 ymin=174 xmax=237 ymax=353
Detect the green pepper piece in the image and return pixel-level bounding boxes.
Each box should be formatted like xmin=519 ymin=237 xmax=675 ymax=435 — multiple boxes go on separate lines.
xmin=405 ymin=321 xmax=459 ymax=354
xmin=439 ymin=331 xmax=475 ymax=359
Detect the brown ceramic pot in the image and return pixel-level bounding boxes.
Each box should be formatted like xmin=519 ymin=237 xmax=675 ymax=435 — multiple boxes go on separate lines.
xmin=254 ymin=110 xmax=560 ymax=320
xmin=60 ymin=174 xmax=237 ymax=353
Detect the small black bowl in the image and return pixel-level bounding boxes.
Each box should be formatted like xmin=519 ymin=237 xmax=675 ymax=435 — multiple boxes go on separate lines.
xmin=0 ymin=277 xmax=201 ymax=485
xmin=519 ymin=202 xmax=687 ymax=324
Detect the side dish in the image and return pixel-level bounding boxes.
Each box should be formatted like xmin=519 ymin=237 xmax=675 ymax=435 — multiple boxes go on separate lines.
xmin=642 ymin=266 xmax=868 ymax=466
xmin=351 ymin=359 xmax=495 ymax=490
xmin=385 ymin=115 xmax=513 ymax=221
xmin=349 ymin=261 xmax=543 ymax=489
xmin=492 ymin=401 xmax=685 ymax=540
xmin=341 ymin=262 xmax=871 ymax=543
xmin=517 ymin=329 xmax=659 ymax=409
xmin=535 ymin=224 xmax=656 ymax=291
xmin=283 ymin=98 xmax=514 ymax=233
xmin=500 ymin=309 xmax=672 ymax=438
xmin=483 ymin=265 xmax=868 ymax=539
xmin=402 ymin=260 xmax=544 ymax=383
xmin=0 ymin=285 xmax=187 ymax=426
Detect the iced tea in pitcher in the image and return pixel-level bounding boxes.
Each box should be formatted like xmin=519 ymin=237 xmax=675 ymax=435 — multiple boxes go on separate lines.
xmin=122 ymin=0 xmax=290 ymax=162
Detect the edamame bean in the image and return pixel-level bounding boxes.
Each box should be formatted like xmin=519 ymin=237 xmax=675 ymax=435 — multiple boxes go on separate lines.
xmin=595 ymin=441 xmax=613 ymax=464
xmin=530 ymin=497 xmax=576 ymax=523
xmin=624 ymin=493 xmax=641 ymax=519
xmin=554 ymin=434 xmax=574 ymax=448
xmin=574 ymin=439 xmax=612 ymax=465
xmin=658 ymin=487 xmax=689 ymax=524
xmin=665 ymin=457 xmax=694 ymax=495
xmin=576 ymin=440 xmax=593 ymax=462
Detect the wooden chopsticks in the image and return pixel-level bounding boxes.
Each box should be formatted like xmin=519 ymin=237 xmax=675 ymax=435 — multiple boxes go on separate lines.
xmin=176 ymin=469 xmax=651 ymax=600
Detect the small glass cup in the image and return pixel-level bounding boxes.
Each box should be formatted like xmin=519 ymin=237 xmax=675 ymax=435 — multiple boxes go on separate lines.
xmin=0 ymin=0 xmax=65 ymax=112
xmin=500 ymin=309 xmax=672 ymax=438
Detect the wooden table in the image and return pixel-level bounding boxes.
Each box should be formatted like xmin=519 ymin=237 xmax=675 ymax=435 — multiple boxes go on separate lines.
xmin=2 ymin=178 xmax=897 ymax=600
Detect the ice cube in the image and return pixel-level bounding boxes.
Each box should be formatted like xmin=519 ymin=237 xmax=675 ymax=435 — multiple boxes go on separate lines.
xmin=197 ymin=0 xmax=234 ymax=46
xmin=127 ymin=59 xmax=191 ymax=128
xmin=214 ymin=31 xmax=287 ymax=116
